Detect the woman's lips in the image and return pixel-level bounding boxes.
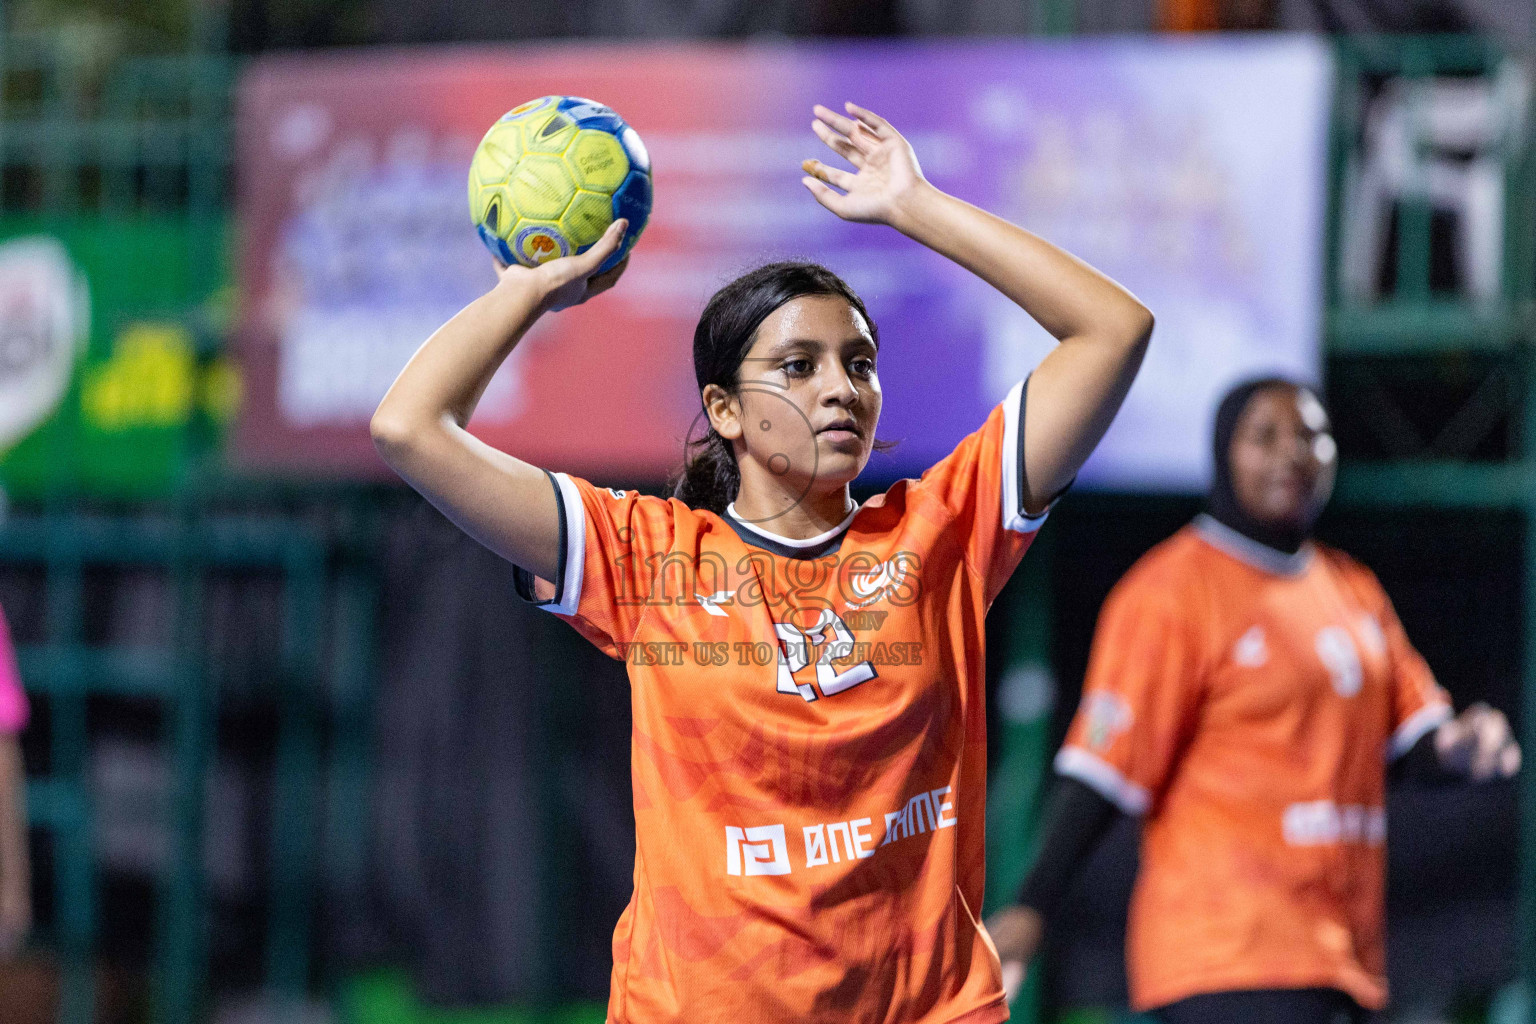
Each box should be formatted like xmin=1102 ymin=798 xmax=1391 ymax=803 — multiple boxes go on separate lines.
xmin=1266 ymin=475 xmax=1311 ymax=502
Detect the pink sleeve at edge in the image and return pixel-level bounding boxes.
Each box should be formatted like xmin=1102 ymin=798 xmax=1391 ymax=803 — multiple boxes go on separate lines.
xmin=0 ymin=607 xmax=30 ymax=733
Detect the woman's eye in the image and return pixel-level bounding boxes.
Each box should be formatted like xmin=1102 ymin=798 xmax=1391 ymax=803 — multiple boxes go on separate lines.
xmin=851 ymin=359 xmax=876 ymax=377
xmin=783 ymin=359 xmax=813 ymax=376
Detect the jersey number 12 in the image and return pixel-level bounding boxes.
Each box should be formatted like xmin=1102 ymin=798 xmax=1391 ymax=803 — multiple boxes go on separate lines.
xmin=774 ymin=608 xmax=877 ymax=702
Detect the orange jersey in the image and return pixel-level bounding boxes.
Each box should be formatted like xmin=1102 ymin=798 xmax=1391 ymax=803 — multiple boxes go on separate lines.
xmin=1057 ymin=516 xmax=1451 ymax=1012
xmin=517 ymin=381 xmax=1042 ymax=1023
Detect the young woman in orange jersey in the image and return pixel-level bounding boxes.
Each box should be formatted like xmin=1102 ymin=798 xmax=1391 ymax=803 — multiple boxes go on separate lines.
xmin=372 ymin=101 xmax=1152 ymax=1023
xmin=988 ymin=378 xmax=1520 ymax=1024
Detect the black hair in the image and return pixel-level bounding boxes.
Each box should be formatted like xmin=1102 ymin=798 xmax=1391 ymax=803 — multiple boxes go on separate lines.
xmin=1207 ymin=375 xmax=1327 ymax=554
xmin=671 ymin=261 xmax=879 ymax=515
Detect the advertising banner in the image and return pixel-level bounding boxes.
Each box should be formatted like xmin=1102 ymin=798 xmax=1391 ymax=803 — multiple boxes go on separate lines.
xmin=236 ymin=38 xmax=1330 ymax=490
xmin=0 ymin=219 xmax=236 ymax=499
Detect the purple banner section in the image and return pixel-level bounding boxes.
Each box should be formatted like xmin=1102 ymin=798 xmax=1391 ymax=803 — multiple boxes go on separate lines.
xmin=236 ymin=38 xmax=1331 ymax=489
xmin=777 ymin=38 xmax=1332 ymax=489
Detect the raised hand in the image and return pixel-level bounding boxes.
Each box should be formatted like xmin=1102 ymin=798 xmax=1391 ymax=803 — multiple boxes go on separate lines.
xmin=801 ymin=102 xmax=929 ymax=228
xmin=494 ymin=217 xmax=630 ymax=312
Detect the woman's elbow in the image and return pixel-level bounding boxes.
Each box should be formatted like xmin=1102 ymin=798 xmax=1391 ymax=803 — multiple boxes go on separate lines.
xmin=1125 ymin=302 xmax=1155 ymax=348
xmin=369 ymin=409 xmax=418 ymax=465
xmin=1106 ymin=305 xmax=1154 ymax=373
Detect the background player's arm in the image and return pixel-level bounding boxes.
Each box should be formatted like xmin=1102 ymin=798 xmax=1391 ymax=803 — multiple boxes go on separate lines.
xmin=370 ymin=220 xmax=629 ymax=580
xmin=987 ymin=775 xmax=1120 ymax=999
xmin=985 ymin=574 xmax=1204 ymax=1000
xmin=1431 ymin=703 xmax=1520 ymax=780
xmin=0 ymin=733 xmax=27 ymax=955
xmin=1371 ymin=584 xmax=1520 ymax=781
xmin=802 ymin=103 xmax=1153 ymax=513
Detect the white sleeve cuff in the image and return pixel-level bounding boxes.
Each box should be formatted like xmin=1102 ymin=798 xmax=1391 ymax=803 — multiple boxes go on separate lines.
xmin=545 ymin=472 xmax=586 ymax=616
xmin=1000 ymin=379 xmax=1050 ymax=535
xmin=512 ymin=471 xmax=586 ymax=617
xmin=1054 ymin=746 xmax=1150 ymax=816
xmin=1388 ymin=701 xmax=1453 ymax=761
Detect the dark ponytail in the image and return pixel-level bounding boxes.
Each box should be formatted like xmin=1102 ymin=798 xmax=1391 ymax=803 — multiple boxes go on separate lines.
xmin=672 ymin=261 xmax=877 ymax=514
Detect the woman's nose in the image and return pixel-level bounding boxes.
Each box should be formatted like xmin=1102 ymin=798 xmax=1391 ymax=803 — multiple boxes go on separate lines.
xmin=823 ymin=370 xmax=858 ymax=405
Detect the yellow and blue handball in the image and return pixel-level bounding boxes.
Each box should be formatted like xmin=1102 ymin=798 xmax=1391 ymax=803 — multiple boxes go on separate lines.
xmin=468 ymin=95 xmax=652 ymax=273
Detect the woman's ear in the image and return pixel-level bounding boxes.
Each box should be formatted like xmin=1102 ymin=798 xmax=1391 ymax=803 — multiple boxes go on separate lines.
xmin=703 ymin=384 xmax=743 ymax=441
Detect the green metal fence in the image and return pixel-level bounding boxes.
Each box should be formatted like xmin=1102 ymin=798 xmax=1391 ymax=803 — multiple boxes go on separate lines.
xmin=1322 ymin=35 xmax=1536 ymax=1021
xmin=0 ymin=37 xmax=230 ymax=225
xmin=1 ymin=23 xmax=1534 ymax=1024
xmin=2 ymin=496 xmax=381 ymax=1024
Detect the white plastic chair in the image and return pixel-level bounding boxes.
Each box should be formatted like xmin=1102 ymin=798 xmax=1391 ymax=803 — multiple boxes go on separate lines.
xmin=1340 ymin=62 xmax=1529 ymax=304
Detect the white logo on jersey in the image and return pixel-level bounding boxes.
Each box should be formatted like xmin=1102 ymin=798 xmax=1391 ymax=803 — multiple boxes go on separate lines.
xmin=1315 ymin=626 xmax=1363 ymax=697
xmin=725 ymin=786 xmax=958 ymax=877
xmin=1233 ymin=626 xmax=1269 ymax=668
xmin=696 ymin=590 xmax=737 ymax=617
xmin=1084 ymin=692 xmax=1132 ymax=752
xmin=1357 ymin=614 xmax=1387 ymax=658
xmin=804 ymin=818 xmax=876 ymax=867
xmin=724 ymin=824 xmax=790 ymax=876
xmin=1282 ymin=800 xmax=1385 ymax=846
xmin=847 ymin=558 xmax=910 ymax=609
xmin=880 ymin=785 xmax=957 ymax=845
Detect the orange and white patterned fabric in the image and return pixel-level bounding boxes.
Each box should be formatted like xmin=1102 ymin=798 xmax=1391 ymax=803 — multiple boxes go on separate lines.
xmin=518 ymin=380 xmax=1043 ymax=1023
xmin=1058 ymin=516 xmax=1451 ymax=1012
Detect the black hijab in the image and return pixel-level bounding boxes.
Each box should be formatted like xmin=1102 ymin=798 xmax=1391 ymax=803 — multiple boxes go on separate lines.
xmin=1206 ymin=376 xmax=1325 ymax=556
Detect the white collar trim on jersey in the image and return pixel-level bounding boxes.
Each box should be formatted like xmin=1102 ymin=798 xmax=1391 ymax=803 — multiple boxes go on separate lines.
xmin=725 ymin=501 xmax=860 ymax=549
xmin=1193 ymin=514 xmax=1314 ymax=577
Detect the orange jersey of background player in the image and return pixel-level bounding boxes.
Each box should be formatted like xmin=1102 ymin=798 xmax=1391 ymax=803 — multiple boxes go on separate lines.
xmin=517 ymin=382 xmax=1041 ymax=1024
xmin=1057 ymin=516 xmax=1452 ymax=1013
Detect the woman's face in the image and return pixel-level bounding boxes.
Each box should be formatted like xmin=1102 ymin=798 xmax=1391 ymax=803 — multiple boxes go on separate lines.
xmin=711 ymin=294 xmax=882 ymax=497
xmin=1227 ymin=385 xmax=1337 ymax=531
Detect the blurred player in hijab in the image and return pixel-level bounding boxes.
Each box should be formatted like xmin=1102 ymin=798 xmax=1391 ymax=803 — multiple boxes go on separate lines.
xmin=989 ymin=377 xmax=1519 ymax=1024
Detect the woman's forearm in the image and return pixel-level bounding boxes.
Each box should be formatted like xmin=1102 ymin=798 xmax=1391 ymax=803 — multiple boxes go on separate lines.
xmin=1016 ymin=776 xmax=1118 ymax=917
xmin=369 ymin=228 xmax=628 ymax=582
xmin=890 ymin=184 xmax=1151 ymax=509
xmin=890 ymin=183 xmax=1152 ymax=345
xmin=368 ymin=274 xmax=563 ymax=580
xmin=372 ymin=276 xmax=549 ymax=445
xmin=801 ymin=106 xmax=1149 ymax=509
